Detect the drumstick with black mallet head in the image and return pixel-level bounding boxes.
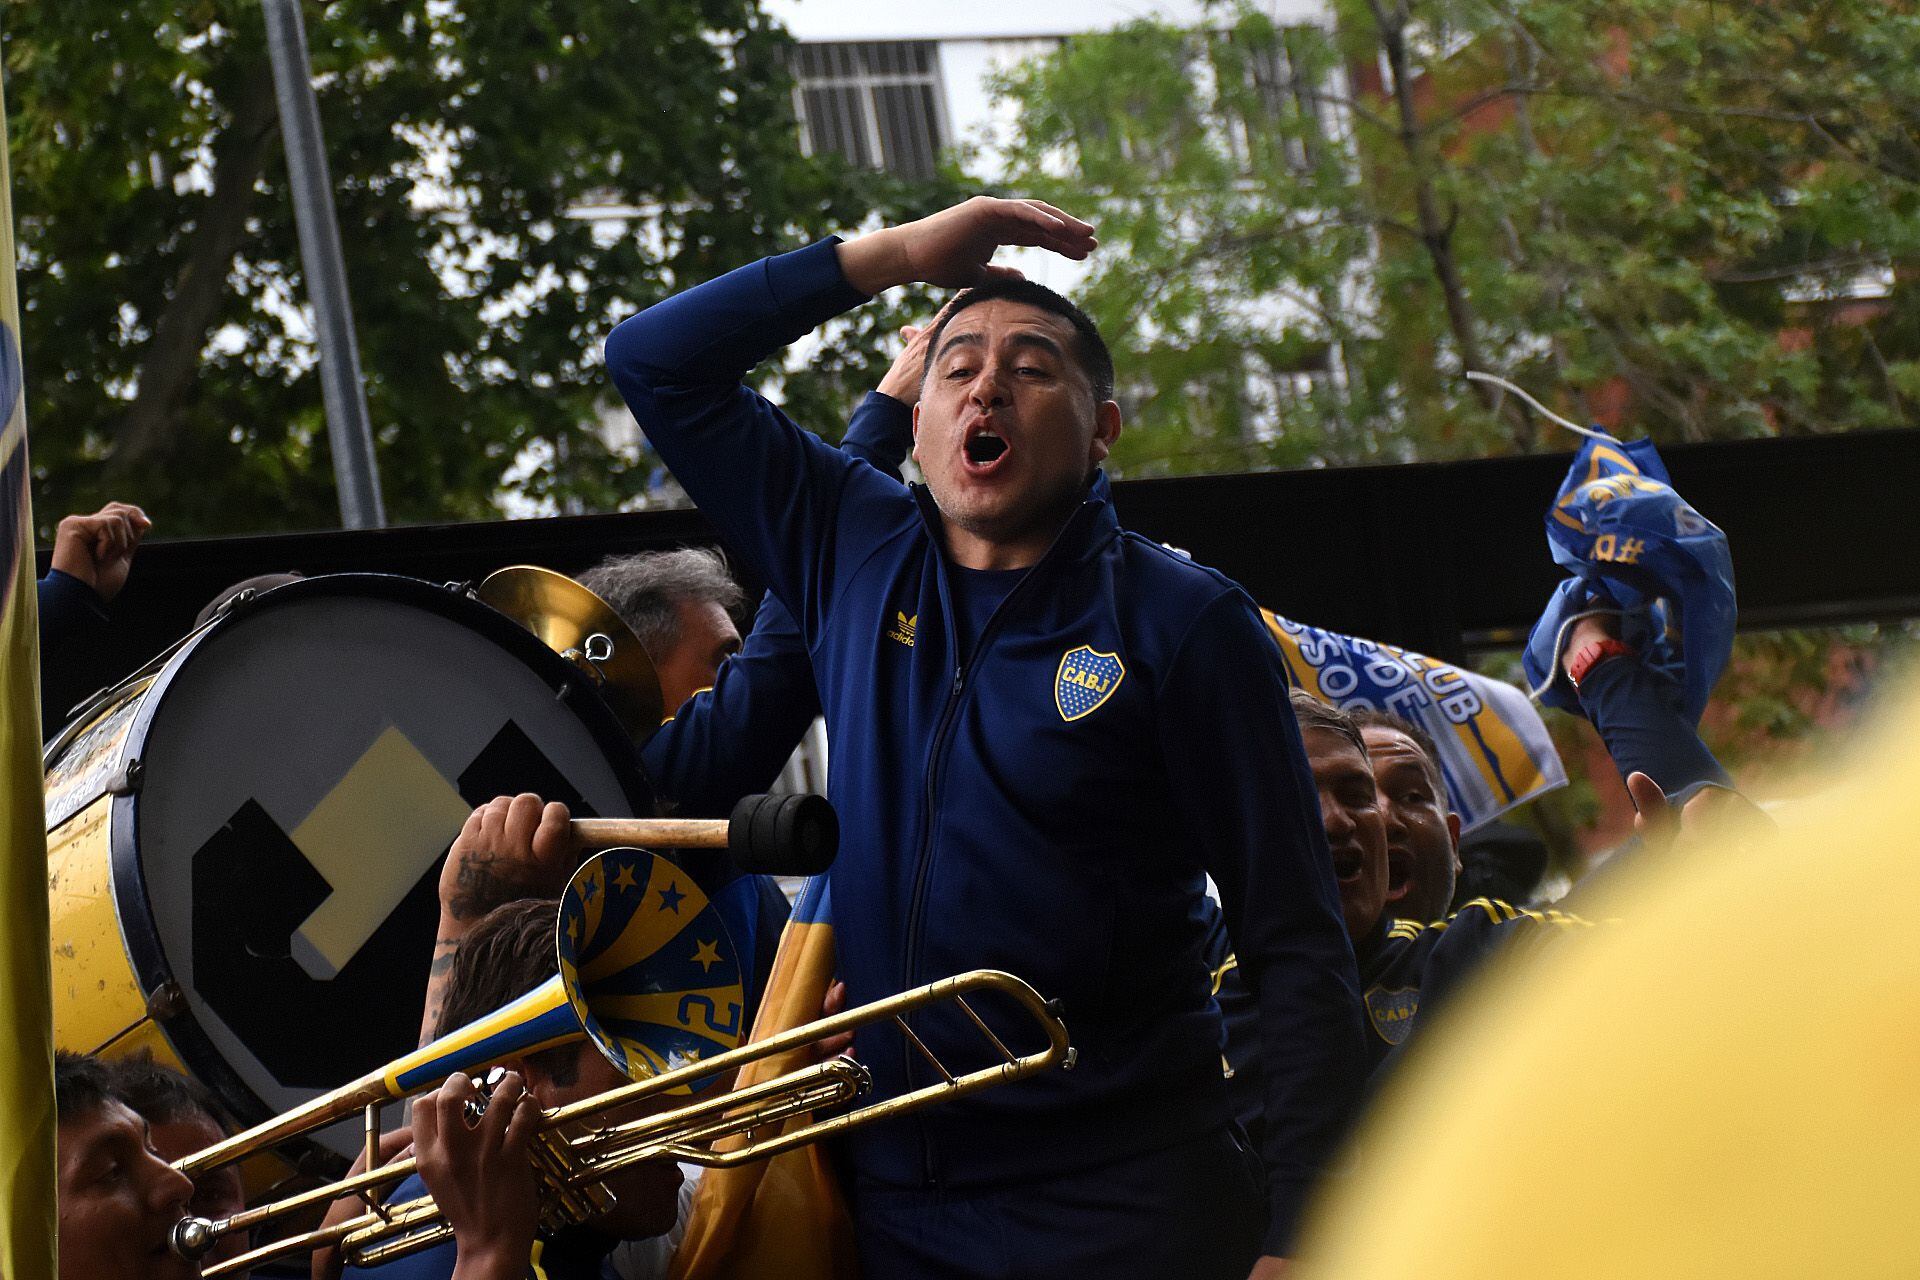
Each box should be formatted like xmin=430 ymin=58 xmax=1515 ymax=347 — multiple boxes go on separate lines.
xmin=570 ymin=792 xmax=839 ymax=877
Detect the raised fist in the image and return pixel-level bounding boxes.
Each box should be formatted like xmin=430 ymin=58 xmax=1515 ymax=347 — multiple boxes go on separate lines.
xmin=439 ymin=793 xmax=576 ymax=927
xmin=50 ymin=501 xmax=151 ymax=603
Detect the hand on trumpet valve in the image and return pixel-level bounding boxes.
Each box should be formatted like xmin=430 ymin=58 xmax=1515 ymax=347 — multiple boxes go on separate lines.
xmin=414 ymin=1070 xmax=543 ymax=1278
xmin=463 ymin=1066 xmax=509 ymax=1125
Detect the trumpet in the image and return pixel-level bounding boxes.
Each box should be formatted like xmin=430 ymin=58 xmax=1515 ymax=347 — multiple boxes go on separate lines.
xmin=170 ymin=850 xmax=1073 ymax=1274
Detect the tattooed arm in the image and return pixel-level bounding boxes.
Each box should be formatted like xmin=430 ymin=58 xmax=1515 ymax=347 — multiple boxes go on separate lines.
xmin=420 ymin=794 xmax=576 ymax=1045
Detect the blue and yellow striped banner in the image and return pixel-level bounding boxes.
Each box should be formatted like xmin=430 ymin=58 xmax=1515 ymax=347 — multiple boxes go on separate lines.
xmin=1265 ymin=610 xmax=1566 ymax=832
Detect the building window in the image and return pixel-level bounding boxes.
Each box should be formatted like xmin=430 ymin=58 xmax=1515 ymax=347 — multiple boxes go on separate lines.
xmin=790 ymin=42 xmax=948 ymax=180
xmin=1224 ymin=26 xmax=1330 ymax=175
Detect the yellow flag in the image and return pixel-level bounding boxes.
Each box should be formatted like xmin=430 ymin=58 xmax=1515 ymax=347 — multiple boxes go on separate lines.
xmin=0 ymin=72 xmax=58 ymax=1280
xmin=1299 ymin=681 xmax=1920 ymax=1277
xmin=670 ymin=875 xmax=856 ymax=1280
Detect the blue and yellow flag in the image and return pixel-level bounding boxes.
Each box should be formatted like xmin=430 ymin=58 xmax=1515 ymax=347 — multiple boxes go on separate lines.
xmin=0 ymin=74 xmax=58 ymax=1280
xmin=1265 ymin=611 xmax=1566 ymax=832
xmin=670 ymin=874 xmax=855 ymax=1280
xmin=1521 ymin=434 xmax=1737 ymax=725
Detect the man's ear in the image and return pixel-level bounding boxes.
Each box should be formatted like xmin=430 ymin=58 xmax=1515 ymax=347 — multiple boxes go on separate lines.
xmin=910 ymin=402 xmax=923 ymax=462
xmin=1088 ymin=400 xmax=1123 ymax=465
xmin=1447 ymin=812 xmax=1463 ymax=864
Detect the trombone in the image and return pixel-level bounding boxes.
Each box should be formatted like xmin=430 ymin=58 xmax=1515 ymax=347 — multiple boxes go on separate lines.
xmin=170 ymin=851 xmax=1073 ymax=1274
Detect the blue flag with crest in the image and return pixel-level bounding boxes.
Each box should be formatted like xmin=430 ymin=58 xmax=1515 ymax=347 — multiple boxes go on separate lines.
xmin=1521 ymin=435 xmax=1736 ymax=724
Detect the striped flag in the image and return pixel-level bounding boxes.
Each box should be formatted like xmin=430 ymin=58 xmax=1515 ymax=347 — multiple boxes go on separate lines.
xmin=1265 ymin=611 xmax=1565 ymax=832
xmin=0 ymin=72 xmax=59 ymax=1280
xmin=669 ymin=874 xmax=855 ymax=1280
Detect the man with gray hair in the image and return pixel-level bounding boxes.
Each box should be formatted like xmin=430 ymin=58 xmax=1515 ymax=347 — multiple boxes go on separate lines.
xmin=577 ymin=547 xmax=746 ymax=716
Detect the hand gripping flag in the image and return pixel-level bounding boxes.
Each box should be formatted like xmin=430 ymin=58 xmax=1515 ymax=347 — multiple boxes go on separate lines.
xmin=1265 ymin=612 xmax=1566 ymax=832
xmin=0 ymin=73 xmax=58 ymax=1280
xmin=669 ymin=873 xmax=856 ymax=1280
xmin=1520 ymin=434 xmax=1737 ymax=725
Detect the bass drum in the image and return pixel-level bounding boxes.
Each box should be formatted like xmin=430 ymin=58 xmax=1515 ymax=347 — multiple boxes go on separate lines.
xmin=45 ymin=573 xmax=651 ymax=1159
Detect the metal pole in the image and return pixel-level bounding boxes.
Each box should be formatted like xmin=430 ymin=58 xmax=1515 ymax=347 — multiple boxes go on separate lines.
xmin=261 ymin=0 xmax=386 ymax=528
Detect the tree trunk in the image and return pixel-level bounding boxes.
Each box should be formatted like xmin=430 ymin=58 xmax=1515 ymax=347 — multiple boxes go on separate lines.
xmin=109 ymin=61 xmax=281 ymax=478
xmin=1367 ymin=1 xmax=1511 ymax=427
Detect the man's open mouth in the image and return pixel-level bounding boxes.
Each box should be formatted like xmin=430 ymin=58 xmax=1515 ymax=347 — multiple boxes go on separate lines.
xmin=1385 ymin=848 xmax=1412 ymax=902
xmin=963 ymin=423 xmax=1010 ymax=470
xmin=1332 ymin=848 xmax=1365 ymax=884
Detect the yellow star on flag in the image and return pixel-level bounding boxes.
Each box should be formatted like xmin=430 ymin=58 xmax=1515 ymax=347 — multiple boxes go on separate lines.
xmin=612 ymin=863 xmax=638 ymax=892
xmin=691 ymin=939 xmax=723 ymax=973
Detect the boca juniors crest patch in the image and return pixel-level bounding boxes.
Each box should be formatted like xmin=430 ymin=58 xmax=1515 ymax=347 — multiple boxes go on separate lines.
xmin=1055 ymin=646 xmax=1126 ymax=721
xmin=1365 ymin=986 xmax=1421 ymax=1046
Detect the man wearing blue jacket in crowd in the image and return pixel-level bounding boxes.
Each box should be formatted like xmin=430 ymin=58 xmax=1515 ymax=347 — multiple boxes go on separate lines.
xmin=605 ymin=197 xmax=1364 ymax=1279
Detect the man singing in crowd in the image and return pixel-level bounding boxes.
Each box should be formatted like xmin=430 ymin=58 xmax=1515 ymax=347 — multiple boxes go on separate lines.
xmin=604 ymin=196 xmax=1364 ymax=1278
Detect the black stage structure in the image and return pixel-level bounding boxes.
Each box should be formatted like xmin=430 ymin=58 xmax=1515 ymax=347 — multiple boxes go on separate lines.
xmin=45 ymin=427 xmax=1920 ymax=686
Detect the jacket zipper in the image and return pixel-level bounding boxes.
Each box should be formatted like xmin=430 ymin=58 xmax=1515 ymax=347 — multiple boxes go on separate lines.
xmin=897 ymin=499 xmax=1099 ymax=1186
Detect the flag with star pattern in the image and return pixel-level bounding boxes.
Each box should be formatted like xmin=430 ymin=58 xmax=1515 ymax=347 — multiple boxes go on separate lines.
xmin=670 ymin=873 xmax=854 ymax=1280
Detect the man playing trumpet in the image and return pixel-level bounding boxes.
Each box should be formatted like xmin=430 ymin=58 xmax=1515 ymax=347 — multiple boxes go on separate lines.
xmin=332 ymin=899 xmax=690 ymax=1280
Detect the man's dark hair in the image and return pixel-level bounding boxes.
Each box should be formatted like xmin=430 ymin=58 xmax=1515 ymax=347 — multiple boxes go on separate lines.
xmin=55 ymin=1051 xmax=119 ymax=1124
xmin=1290 ymin=690 xmax=1367 ymax=759
xmin=923 ymin=279 xmax=1116 ymax=403
xmin=1349 ymin=707 xmax=1448 ymax=798
xmin=435 ymin=898 xmax=579 ymax=1086
xmin=578 ymin=548 xmax=746 ymax=657
xmin=106 ymin=1054 xmax=234 ymax=1133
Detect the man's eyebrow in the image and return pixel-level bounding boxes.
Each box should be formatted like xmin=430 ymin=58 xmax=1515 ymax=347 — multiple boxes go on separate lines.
xmin=933 ymin=329 xmax=984 ymax=363
xmin=933 ymin=329 xmax=1069 ymax=364
xmin=1005 ymin=331 xmax=1066 ymax=361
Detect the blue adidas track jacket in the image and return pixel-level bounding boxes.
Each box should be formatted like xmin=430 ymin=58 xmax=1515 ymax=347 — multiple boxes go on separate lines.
xmin=606 ymin=240 xmax=1365 ymax=1251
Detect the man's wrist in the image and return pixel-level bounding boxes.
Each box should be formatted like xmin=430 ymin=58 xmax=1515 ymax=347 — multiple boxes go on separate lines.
xmin=1566 ymin=637 xmax=1637 ymax=690
xmin=47 ymin=551 xmax=98 ymax=594
xmin=835 ymin=228 xmax=908 ymax=296
xmin=450 ymin=1240 xmax=530 ymax=1280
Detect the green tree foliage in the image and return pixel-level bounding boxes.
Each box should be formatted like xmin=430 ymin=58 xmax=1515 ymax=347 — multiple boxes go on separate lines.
xmin=7 ymin=1 xmax=956 ymax=534
xmin=989 ymin=1 xmax=1920 ymax=474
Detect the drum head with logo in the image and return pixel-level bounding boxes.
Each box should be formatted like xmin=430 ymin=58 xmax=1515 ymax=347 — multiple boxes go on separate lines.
xmin=111 ymin=574 xmax=650 ymax=1151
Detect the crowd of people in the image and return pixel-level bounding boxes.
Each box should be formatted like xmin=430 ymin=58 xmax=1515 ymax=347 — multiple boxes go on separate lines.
xmin=47 ymin=197 xmax=1771 ymax=1280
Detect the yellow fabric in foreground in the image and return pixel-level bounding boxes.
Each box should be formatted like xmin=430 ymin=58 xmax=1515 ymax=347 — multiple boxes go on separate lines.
xmin=1299 ymin=680 xmax=1920 ymax=1278
xmin=0 ymin=71 xmax=57 ymax=1280
xmin=669 ymin=910 xmax=855 ymax=1280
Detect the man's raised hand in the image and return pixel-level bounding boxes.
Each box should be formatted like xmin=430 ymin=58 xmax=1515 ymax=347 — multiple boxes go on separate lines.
xmin=440 ymin=794 xmax=576 ymax=926
xmin=50 ymin=501 xmax=151 ymax=603
xmin=423 ymin=795 xmax=575 ymax=1046
xmin=875 ymin=297 xmax=961 ymax=407
xmin=838 ymin=197 xmax=1097 ymax=295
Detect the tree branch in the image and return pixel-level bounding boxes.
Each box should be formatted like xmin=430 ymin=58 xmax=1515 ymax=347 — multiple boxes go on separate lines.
xmin=110 ymin=59 xmax=280 ymax=478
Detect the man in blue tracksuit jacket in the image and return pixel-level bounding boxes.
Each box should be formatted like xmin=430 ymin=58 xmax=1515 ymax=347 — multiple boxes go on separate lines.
xmin=606 ymin=197 xmax=1364 ymax=1278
